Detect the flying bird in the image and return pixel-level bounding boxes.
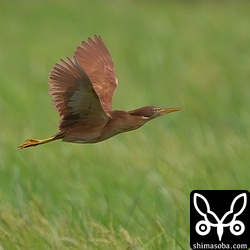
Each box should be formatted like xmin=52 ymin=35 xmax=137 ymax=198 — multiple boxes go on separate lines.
xmin=18 ymin=35 xmax=182 ymax=149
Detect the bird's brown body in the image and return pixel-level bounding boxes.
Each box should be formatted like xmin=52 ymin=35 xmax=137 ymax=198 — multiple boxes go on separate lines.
xmin=19 ymin=36 xmax=181 ymax=149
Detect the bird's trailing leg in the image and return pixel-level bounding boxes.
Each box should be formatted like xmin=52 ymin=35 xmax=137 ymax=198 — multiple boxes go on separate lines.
xmin=18 ymin=134 xmax=63 ymax=149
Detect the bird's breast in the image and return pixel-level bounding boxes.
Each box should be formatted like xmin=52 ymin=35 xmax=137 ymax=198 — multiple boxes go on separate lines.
xmin=62 ymin=118 xmax=109 ymax=143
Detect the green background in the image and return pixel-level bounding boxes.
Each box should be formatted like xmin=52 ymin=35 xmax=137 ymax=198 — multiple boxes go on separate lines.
xmin=0 ymin=0 xmax=250 ymax=249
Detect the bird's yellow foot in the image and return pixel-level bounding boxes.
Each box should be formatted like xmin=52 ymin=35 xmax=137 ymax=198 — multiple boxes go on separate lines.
xmin=18 ymin=135 xmax=60 ymax=149
xmin=18 ymin=139 xmax=41 ymax=149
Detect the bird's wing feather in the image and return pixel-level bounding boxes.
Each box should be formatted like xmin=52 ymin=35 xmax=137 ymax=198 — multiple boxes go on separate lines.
xmin=49 ymin=57 xmax=109 ymax=129
xmin=73 ymin=35 xmax=118 ymax=112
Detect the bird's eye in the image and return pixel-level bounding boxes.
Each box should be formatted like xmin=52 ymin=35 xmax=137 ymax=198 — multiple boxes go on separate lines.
xmin=152 ymin=107 xmax=161 ymax=113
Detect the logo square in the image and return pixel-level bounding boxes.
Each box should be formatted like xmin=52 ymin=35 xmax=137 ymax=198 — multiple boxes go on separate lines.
xmin=190 ymin=190 xmax=250 ymax=250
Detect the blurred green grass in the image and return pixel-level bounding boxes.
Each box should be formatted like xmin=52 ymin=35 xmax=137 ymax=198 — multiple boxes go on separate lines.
xmin=1 ymin=0 xmax=250 ymax=249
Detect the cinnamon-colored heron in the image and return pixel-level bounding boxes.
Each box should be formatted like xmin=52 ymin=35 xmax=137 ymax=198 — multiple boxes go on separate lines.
xmin=18 ymin=35 xmax=182 ymax=149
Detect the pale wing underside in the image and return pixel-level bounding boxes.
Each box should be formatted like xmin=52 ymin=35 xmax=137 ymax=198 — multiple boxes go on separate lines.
xmin=73 ymin=35 xmax=118 ymax=112
xmin=49 ymin=57 xmax=109 ymax=129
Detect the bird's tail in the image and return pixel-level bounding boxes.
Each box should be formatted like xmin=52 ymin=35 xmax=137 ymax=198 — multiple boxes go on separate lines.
xmin=18 ymin=133 xmax=63 ymax=149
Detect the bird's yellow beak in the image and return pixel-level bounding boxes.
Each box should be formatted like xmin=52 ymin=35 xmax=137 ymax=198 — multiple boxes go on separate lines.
xmin=158 ymin=107 xmax=183 ymax=115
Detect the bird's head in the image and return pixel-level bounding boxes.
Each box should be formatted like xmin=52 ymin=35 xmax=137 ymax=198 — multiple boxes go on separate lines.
xmin=129 ymin=106 xmax=182 ymax=121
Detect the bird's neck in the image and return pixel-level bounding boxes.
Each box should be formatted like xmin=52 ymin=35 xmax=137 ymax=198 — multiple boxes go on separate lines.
xmin=101 ymin=110 xmax=146 ymax=139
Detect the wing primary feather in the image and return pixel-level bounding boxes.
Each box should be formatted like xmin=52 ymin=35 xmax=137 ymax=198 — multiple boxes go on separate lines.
xmin=49 ymin=55 xmax=109 ymax=125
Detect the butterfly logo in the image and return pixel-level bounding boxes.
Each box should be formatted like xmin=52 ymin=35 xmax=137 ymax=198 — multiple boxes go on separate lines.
xmin=193 ymin=193 xmax=247 ymax=241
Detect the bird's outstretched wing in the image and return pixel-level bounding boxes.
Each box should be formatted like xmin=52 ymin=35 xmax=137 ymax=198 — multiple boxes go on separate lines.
xmin=73 ymin=35 xmax=118 ymax=112
xmin=49 ymin=57 xmax=109 ymax=129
